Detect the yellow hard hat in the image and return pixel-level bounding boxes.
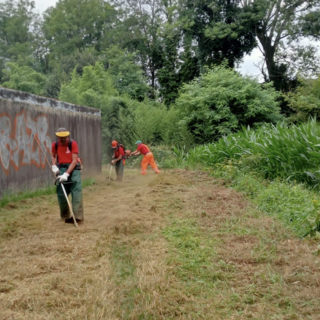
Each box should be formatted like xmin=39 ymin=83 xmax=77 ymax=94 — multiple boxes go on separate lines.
xmin=55 ymin=127 xmax=70 ymax=137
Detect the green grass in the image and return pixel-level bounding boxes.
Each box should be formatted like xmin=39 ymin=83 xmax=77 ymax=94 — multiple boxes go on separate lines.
xmin=209 ymin=165 xmax=320 ymax=238
xmin=163 ymin=218 xmax=219 ymax=289
xmin=186 ymin=119 xmax=320 ymax=187
xmin=161 ymin=209 xmax=301 ymax=318
xmin=0 ymin=177 xmax=96 ymax=208
xmin=110 ymin=239 xmax=136 ymax=283
xmin=177 ymin=119 xmax=320 ymax=237
xmin=109 ymin=239 xmax=140 ymax=319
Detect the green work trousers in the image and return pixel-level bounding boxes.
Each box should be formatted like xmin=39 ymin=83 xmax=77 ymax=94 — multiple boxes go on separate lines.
xmin=115 ymin=159 xmax=125 ymax=181
xmin=57 ymin=165 xmax=84 ymax=220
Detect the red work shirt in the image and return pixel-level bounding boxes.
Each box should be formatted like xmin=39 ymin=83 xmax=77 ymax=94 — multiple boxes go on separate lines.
xmin=114 ymin=146 xmax=125 ymax=158
xmin=136 ymin=144 xmax=150 ymax=155
xmin=51 ymin=140 xmax=79 ymax=164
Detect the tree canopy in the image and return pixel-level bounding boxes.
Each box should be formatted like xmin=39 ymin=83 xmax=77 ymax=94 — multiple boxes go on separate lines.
xmin=1 ymin=0 xmax=320 ymax=150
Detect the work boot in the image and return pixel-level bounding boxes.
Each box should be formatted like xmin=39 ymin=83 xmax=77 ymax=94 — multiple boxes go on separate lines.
xmin=65 ymin=217 xmax=74 ymax=224
xmin=76 ymin=219 xmax=83 ymax=224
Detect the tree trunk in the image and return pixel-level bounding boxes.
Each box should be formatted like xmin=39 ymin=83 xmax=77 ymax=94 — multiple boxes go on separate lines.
xmin=256 ymin=32 xmax=283 ymax=90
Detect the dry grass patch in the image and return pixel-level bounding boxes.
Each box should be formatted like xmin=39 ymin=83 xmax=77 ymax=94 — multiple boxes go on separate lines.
xmin=169 ymin=171 xmax=320 ymax=319
xmin=1 ymin=169 xmax=320 ymax=319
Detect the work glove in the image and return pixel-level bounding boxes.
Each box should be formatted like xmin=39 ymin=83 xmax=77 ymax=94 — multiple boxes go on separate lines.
xmin=110 ymin=160 xmax=115 ymax=165
xmin=52 ymin=165 xmax=59 ymax=175
xmin=58 ymin=172 xmax=69 ymax=182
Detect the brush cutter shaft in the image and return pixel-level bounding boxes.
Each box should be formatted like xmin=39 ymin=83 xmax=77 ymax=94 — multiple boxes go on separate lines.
xmin=109 ymin=165 xmax=113 ymax=181
xmin=32 ymin=133 xmax=79 ymax=228
xmin=60 ymin=183 xmax=78 ymax=227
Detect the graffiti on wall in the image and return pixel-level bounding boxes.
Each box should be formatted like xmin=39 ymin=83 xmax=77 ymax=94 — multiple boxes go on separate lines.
xmin=0 ymin=110 xmax=52 ymax=175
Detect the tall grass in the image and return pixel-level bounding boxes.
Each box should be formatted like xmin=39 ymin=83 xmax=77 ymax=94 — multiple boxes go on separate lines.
xmin=189 ymin=119 xmax=320 ymax=187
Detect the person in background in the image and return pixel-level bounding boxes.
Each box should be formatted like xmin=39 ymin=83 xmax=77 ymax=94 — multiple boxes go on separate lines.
xmin=131 ymin=140 xmax=160 ymax=175
xmin=110 ymin=140 xmax=126 ymax=181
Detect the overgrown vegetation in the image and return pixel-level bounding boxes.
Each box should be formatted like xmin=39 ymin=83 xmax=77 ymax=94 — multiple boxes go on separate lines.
xmin=210 ymin=165 xmax=320 ymax=238
xmin=184 ymin=119 xmax=320 ymax=187
xmin=164 ymin=119 xmax=320 ymax=237
xmin=175 ymin=66 xmax=282 ymax=144
xmin=1 ymin=0 xmax=320 ymax=154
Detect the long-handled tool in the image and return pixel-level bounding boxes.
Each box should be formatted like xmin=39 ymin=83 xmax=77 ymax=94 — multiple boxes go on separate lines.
xmin=54 ymin=177 xmax=78 ymax=227
xmin=108 ymin=164 xmax=113 ymax=181
xmin=32 ymin=133 xmax=78 ymax=227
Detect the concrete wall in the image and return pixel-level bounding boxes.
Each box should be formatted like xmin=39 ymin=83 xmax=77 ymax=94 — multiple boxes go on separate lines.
xmin=0 ymin=87 xmax=101 ymax=199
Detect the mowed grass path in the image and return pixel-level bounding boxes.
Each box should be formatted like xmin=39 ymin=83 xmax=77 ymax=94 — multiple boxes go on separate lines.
xmin=1 ymin=168 xmax=320 ymax=319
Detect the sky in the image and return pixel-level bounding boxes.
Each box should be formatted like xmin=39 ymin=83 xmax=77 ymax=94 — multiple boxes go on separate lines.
xmin=33 ymin=0 xmax=263 ymax=79
xmin=33 ymin=0 xmax=58 ymax=13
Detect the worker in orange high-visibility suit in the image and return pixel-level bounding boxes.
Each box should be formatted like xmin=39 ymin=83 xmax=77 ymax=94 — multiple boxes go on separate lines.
xmin=131 ymin=140 xmax=160 ymax=175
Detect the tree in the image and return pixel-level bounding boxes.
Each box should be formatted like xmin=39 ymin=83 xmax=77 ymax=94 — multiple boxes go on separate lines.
xmin=1 ymin=61 xmax=47 ymax=95
xmin=275 ymin=43 xmax=320 ymax=79
xmin=58 ymin=63 xmax=138 ymax=156
xmin=299 ymin=9 xmax=320 ymax=38
xmin=102 ymin=46 xmax=151 ymax=101
xmin=179 ymin=0 xmax=256 ymax=70
xmin=241 ymin=0 xmax=320 ymax=90
xmin=155 ymin=0 xmax=181 ymax=105
xmin=59 ymin=62 xmax=118 ymax=107
xmin=42 ymin=0 xmax=116 ymax=64
xmin=285 ymin=76 xmax=320 ymax=122
xmin=44 ymin=48 xmax=98 ymax=98
xmin=0 ymin=0 xmax=40 ymax=81
xmin=175 ymin=66 xmax=282 ymax=144
xmin=115 ymin=0 xmax=165 ymax=91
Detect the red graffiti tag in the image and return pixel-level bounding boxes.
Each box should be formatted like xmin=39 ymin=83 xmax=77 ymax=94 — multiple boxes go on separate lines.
xmin=0 ymin=111 xmax=52 ymax=175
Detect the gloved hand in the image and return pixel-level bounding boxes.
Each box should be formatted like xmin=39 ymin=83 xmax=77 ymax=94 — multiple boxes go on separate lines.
xmin=52 ymin=165 xmax=59 ymax=175
xmin=110 ymin=160 xmax=115 ymax=165
xmin=58 ymin=172 xmax=69 ymax=182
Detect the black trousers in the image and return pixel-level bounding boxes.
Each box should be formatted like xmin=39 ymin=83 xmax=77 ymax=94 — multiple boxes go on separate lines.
xmin=115 ymin=159 xmax=124 ymax=181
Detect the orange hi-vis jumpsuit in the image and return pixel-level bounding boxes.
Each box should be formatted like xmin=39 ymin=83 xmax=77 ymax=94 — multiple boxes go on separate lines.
xmin=136 ymin=143 xmax=160 ymax=175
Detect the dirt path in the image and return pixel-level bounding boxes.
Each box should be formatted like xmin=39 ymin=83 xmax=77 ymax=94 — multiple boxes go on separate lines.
xmin=1 ymin=168 xmax=320 ymax=320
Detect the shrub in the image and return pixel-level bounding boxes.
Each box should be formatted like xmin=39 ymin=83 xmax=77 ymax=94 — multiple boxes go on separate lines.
xmin=175 ymin=65 xmax=282 ymax=144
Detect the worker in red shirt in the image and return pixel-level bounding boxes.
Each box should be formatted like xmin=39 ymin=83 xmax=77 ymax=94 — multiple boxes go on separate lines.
xmin=51 ymin=127 xmax=84 ymax=224
xmin=110 ymin=140 xmax=126 ymax=181
xmin=131 ymin=140 xmax=160 ymax=175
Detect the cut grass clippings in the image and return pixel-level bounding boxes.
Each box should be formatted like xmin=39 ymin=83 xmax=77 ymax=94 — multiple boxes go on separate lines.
xmin=0 ymin=177 xmax=96 ymax=239
xmin=0 ymin=177 xmax=96 ymax=209
xmin=1 ymin=169 xmax=320 ymax=319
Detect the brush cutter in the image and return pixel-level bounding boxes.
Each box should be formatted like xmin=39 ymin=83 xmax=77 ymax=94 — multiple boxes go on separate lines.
xmin=32 ymin=133 xmax=78 ymax=227
xmin=54 ymin=177 xmax=78 ymax=227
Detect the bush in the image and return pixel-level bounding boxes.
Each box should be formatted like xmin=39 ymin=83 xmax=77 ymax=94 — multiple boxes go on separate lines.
xmin=175 ymin=66 xmax=282 ymax=144
xmin=285 ymin=76 xmax=320 ymax=122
